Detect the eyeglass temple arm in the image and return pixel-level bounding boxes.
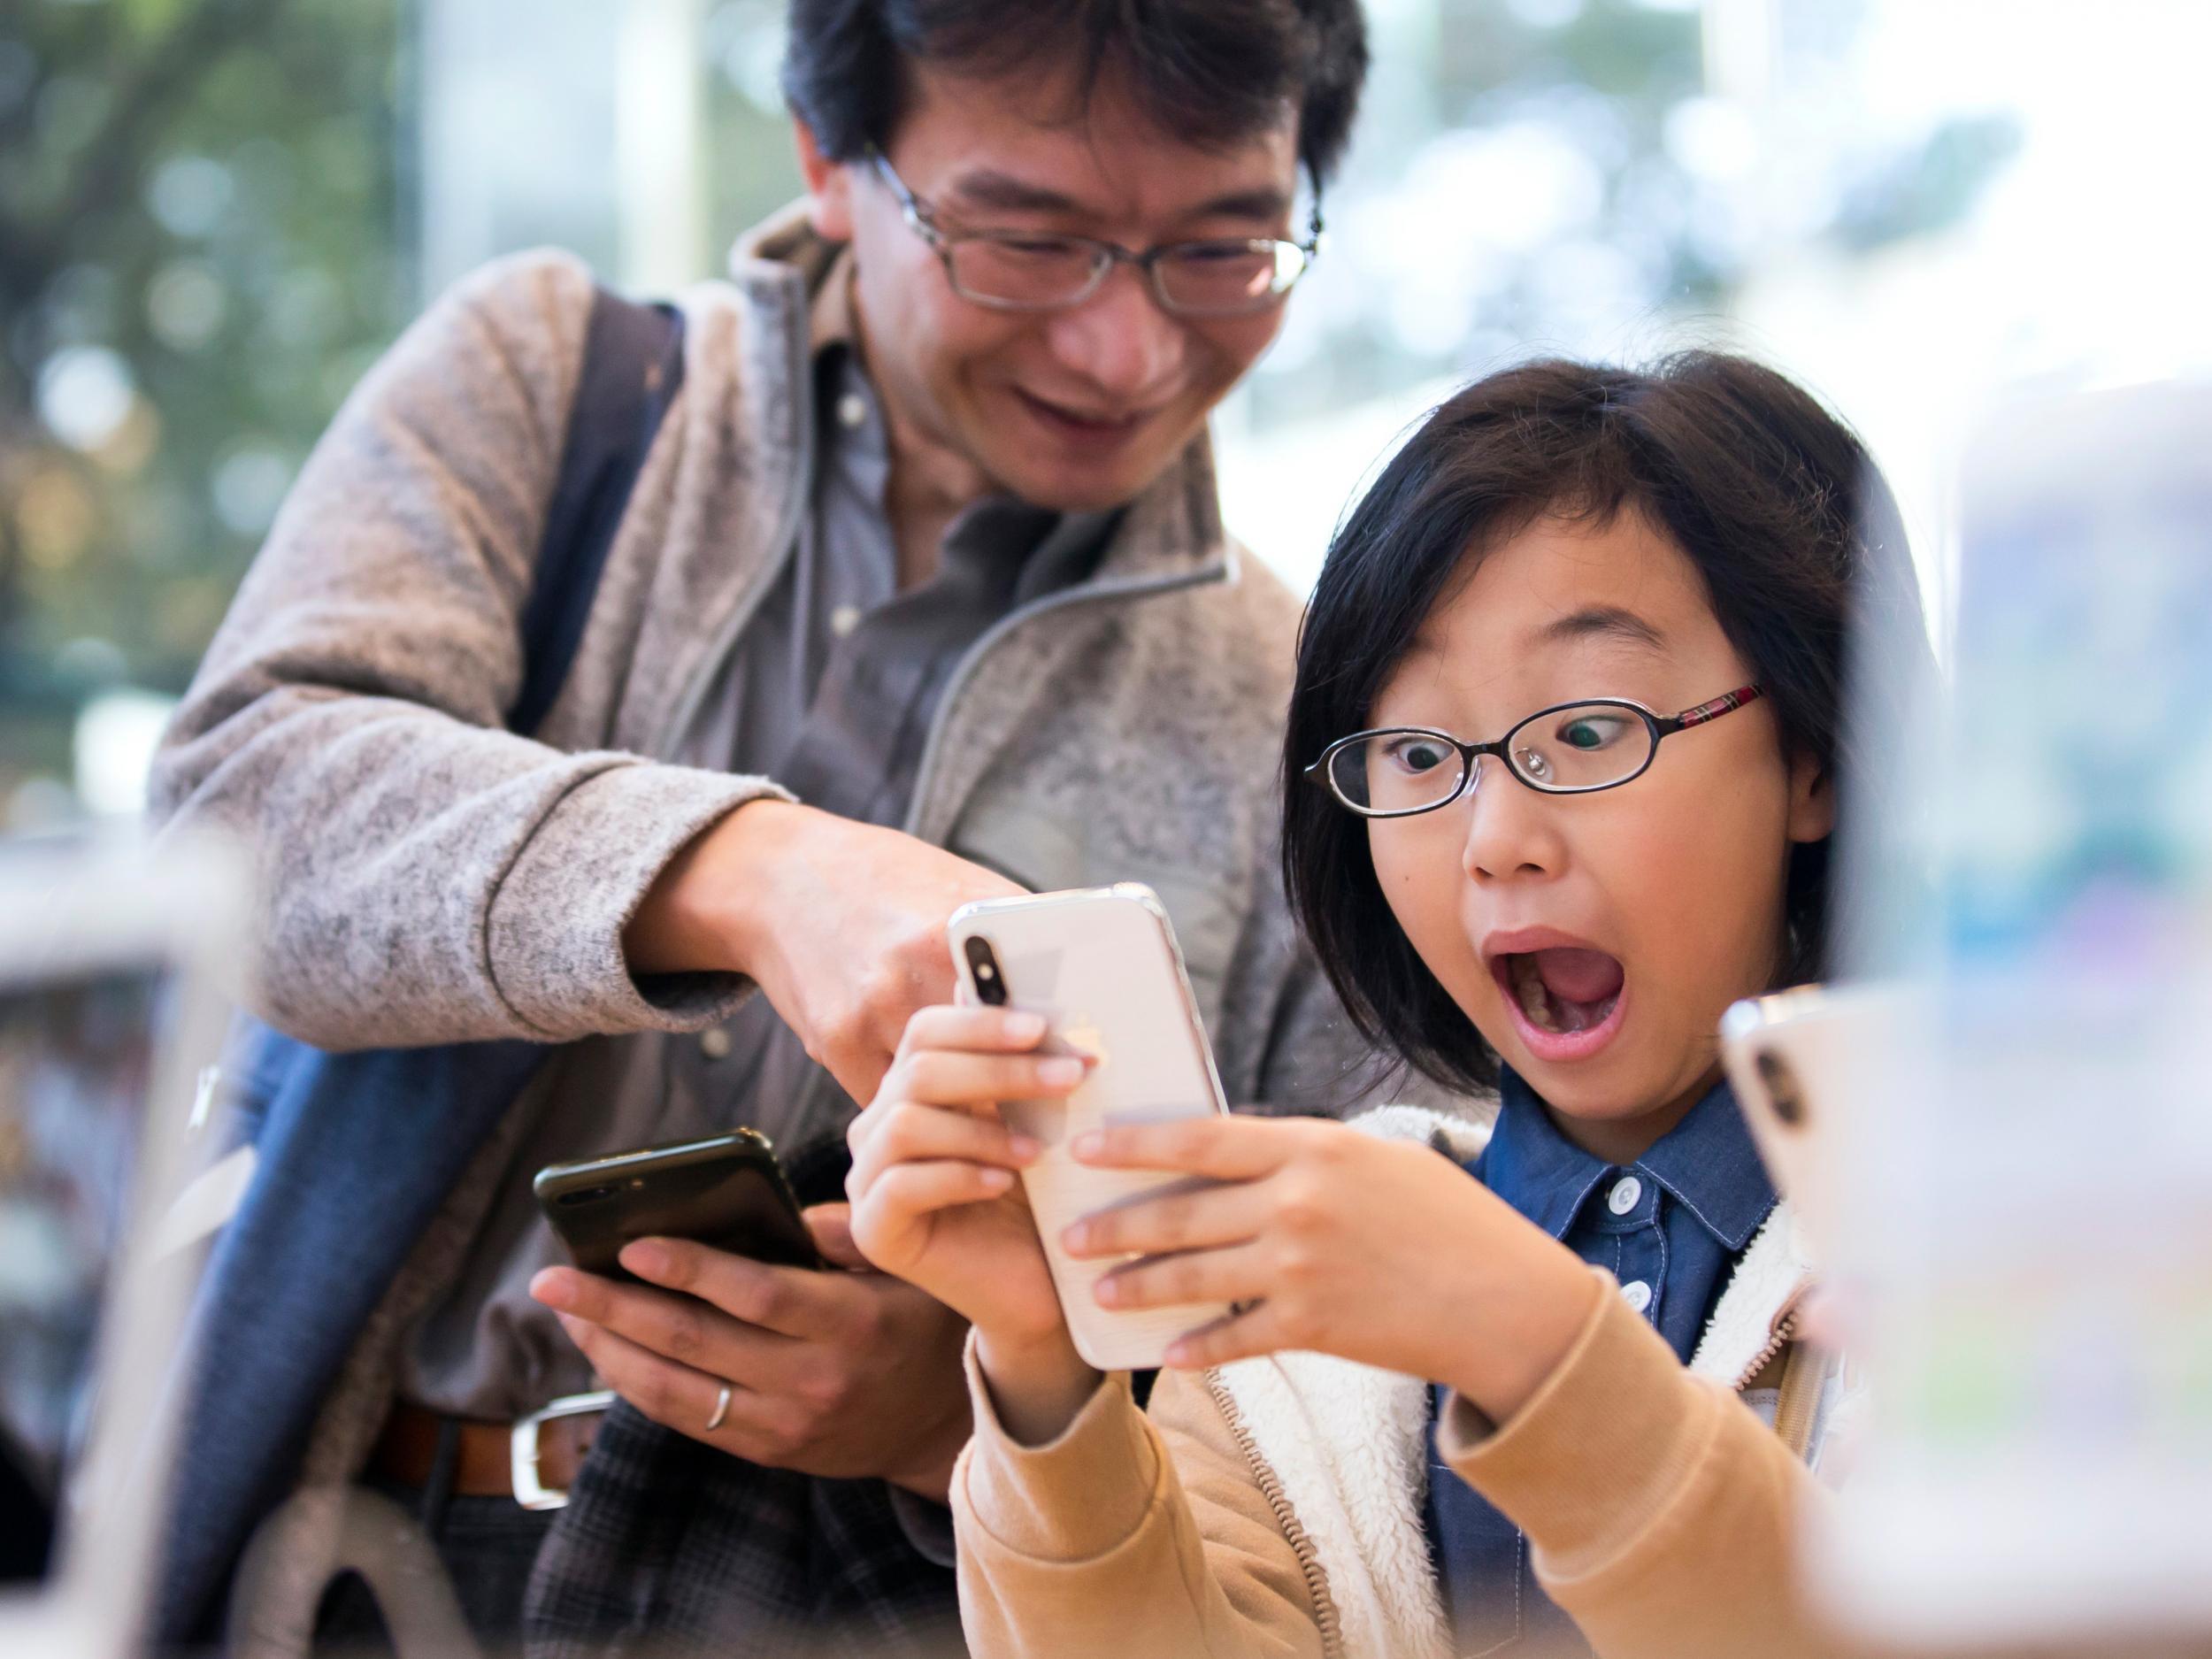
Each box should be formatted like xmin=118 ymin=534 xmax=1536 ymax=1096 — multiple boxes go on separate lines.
xmin=1301 ymin=157 xmax=1327 ymax=249
xmin=1662 ymin=684 xmax=1763 ymax=733
xmin=868 ymin=148 xmax=930 ymax=223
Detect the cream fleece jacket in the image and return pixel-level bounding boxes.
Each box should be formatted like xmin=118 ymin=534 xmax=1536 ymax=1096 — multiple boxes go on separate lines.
xmin=953 ymin=1280 xmax=1842 ymax=1659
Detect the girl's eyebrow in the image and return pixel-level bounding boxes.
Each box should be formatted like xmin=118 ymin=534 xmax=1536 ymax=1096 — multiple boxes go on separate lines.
xmin=1530 ymin=604 xmax=1668 ymax=653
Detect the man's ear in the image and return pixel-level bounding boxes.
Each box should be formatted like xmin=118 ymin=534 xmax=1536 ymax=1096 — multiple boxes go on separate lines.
xmin=1787 ymin=753 xmax=1836 ymax=845
xmin=794 ymin=118 xmax=856 ymax=242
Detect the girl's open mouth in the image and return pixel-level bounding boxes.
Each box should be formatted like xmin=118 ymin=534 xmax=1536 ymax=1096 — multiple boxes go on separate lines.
xmin=1493 ymin=947 xmax=1628 ymax=1062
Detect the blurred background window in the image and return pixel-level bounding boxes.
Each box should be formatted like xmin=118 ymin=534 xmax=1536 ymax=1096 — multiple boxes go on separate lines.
xmin=4 ymin=0 xmax=2208 ymax=826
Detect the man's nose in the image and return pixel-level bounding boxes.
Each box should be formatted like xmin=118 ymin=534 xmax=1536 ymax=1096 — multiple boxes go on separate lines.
xmin=1043 ymin=263 xmax=1185 ymax=403
xmin=1461 ymin=758 xmax=1567 ymax=884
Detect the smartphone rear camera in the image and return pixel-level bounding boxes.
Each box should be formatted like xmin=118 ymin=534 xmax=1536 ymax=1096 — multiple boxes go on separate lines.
xmin=964 ymin=935 xmax=1009 ymax=1007
xmin=1754 ymin=1048 xmax=1809 ymax=1128
xmin=557 ymin=1185 xmax=615 ymax=1207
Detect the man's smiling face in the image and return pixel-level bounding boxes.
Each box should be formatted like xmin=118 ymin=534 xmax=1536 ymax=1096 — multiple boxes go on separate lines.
xmin=802 ymin=58 xmax=1302 ymax=513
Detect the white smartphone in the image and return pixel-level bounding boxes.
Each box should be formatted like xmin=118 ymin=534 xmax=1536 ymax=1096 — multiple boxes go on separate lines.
xmin=1717 ymin=983 xmax=1905 ymax=1258
xmin=948 ymin=883 xmax=1235 ymax=1371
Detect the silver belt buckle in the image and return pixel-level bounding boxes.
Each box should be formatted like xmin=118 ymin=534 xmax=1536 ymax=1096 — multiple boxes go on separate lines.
xmin=511 ymin=1389 xmax=615 ymax=1511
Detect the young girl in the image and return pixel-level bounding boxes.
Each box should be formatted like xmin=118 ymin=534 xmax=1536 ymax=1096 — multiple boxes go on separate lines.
xmin=844 ymin=353 xmax=1927 ymax=1659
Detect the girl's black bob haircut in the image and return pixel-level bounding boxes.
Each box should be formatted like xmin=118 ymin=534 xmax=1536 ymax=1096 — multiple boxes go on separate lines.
xmin=1281 ymin=351 xmax=1930 ymax=1096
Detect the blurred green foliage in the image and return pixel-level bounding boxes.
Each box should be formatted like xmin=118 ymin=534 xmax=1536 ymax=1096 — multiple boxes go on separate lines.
xmin=703 ymin=0 xmax=806 ymax=250
xmin=0 ymin=0 xmax=404 ymax=806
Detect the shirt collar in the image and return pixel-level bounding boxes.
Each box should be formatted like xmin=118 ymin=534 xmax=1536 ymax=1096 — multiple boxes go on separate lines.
xmin=810 ymin=248 xmax=860 ymax=354
xmin=1479 ymin=1070 xmax=1613 ymax=1241
xmin=1632 ymin=1072 xmax=1777 ymax=1252
xmin=1482 ymin=1068 xmax=1776 ymax=1251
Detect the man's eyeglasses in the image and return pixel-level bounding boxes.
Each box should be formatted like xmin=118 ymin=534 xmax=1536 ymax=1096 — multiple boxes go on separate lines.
xmin=1309 ymin=687 xmax=1765 ymax=818
xmin=868 ymin=150 xmax=1323 ymax=319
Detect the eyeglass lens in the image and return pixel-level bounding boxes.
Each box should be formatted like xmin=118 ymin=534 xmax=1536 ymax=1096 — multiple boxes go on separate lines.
xmin=945 ymin=238 xmax=1302 ymax=315
xmin=1506 ymin=703 xmax=1654 ymax=791
xmin=1328 ymin=731 xmax=1466 ymax=813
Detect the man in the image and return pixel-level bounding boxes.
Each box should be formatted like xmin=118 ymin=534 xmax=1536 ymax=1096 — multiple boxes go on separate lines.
xmin=150 ymin=0 xmax=1391 ymax=1651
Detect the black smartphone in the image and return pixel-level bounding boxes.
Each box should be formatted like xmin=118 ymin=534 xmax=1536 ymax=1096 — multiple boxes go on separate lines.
xmin=534 ymin=1130 xmax=820 ymax=1280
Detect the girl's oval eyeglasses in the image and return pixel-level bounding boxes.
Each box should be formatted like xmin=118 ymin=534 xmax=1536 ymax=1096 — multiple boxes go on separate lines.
xmin=1308 ymin=686 xmax=1764 ymax=818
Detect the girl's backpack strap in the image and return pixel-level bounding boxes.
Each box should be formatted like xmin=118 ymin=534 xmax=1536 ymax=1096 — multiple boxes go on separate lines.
xmin=509 ymin=289 xmax=687 ymax=736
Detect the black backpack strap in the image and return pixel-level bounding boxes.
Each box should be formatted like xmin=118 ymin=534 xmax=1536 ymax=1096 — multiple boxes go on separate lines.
xmin=508 ymin=290 xmax=687 ymax=737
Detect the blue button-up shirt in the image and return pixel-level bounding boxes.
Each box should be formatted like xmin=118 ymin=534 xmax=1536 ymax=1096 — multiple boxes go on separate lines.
xmin=1425 ymin=1067 xmax=1777 ymax=1655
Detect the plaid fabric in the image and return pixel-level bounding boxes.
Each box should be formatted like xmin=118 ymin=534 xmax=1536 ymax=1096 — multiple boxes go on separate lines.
xmin=519 ymin=1397 xmax=961 ymax=1659
xmin=519 ymin=1134 xmax=963 ymax=1659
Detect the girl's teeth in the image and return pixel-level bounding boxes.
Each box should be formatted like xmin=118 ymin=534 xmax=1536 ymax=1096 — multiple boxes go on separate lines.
xmin=1507 ymin=951 xmax=1621 ymax=1038
xmin=1510 ymin=956 xmax=1560 ymax=1032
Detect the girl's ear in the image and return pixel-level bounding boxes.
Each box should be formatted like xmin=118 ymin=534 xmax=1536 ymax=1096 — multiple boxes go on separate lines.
xmin=793 ymin=119 xmax=856 ymax=242
xmin=1786 ymin=753 xmax=1836 ymax=846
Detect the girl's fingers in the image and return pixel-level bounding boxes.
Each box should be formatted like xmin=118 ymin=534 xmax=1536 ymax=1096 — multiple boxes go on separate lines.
xmin=1071 ymin=1114 xmax=1294 ymax=1180
xmin=894 ymin=1047 xmax=1088 ymax=1110
xmin=897 ymin=1004 xmax=1048 ymax=1061
xmin=1061 ymin=1176 xmax=1271 ymax=1260
xmin=864 ymin=1158 xmax=1016 ymax=1223
xmin=1160 ymin=1301 xmax=1282 ymax=1370
xmin=848 ymin=1041 xmax=1079 ymax=1164
xmin=1094 ymin=1241 xmax=1271 ymax=1315
xmin=848 ymin=1101 xmax=1039 ymax=1196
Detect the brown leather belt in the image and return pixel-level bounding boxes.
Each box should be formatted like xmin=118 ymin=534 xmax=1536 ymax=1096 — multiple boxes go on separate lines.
xmin=373 ymin=1392 xmax=612 ymax=1510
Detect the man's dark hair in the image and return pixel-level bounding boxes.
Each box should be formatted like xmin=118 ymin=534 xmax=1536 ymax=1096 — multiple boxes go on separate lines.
xmin=784 ymin=0 xmax=1369 ymax=184
xmin=1280 ymin=353 xmax=1932 ymax=1094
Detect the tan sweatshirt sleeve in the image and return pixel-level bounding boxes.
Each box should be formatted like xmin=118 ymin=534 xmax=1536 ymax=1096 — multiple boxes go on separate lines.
xmin=1439 ymin=1272 xmax=1849 ymax=1659
xmin=952 ymin=1339 xmax=1330 ymax=1659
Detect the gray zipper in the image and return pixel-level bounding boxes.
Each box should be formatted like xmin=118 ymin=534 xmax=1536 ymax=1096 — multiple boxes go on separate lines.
xmin=902 ymin=557 xmax=1233 ymax=842
xmin=649 ymin=280 xmax=818 ymax=758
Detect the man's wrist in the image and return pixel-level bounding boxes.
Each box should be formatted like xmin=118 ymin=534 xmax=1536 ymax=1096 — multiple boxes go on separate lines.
xmin=884 ymin=1418 xmax=967 ymax=1505
xmin=624 ymin=795 xmax=809 ymax=978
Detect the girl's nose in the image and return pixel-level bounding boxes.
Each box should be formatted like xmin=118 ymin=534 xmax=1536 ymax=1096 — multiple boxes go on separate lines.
xmin=1461 ymin=757 xmax=1568 ymax=883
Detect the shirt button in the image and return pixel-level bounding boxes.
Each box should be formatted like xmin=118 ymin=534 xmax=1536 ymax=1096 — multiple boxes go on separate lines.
xmin=829 ymin=603 xmax=862 ymax=638
xmin=837 ymin=392 xmax=868 ymax=431
xmin=1608 ymin=1175 xmax=1643 ymax=1215
xmin=699 ymin=1027 xmax=732 ymax=1061
xmin=1621 ymin=1279 xmax=1653 ymax=1315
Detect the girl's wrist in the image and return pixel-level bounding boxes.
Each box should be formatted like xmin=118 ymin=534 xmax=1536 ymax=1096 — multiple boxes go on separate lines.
xmin=973 ymin=1325 xmax=1103 ymax=1448
xmin=1436 ymin=1234 xmax=1603 ymax=1425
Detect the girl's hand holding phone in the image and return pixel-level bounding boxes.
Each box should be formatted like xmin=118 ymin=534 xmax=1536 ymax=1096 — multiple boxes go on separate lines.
xmin=847 ymin=1007 xmax=1599 ymax=1433
xmin=845 ymin=1005 xmax=1103 ymax=1439
xmin=1064 ymin=1116 xmax=1601 ymax=1427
